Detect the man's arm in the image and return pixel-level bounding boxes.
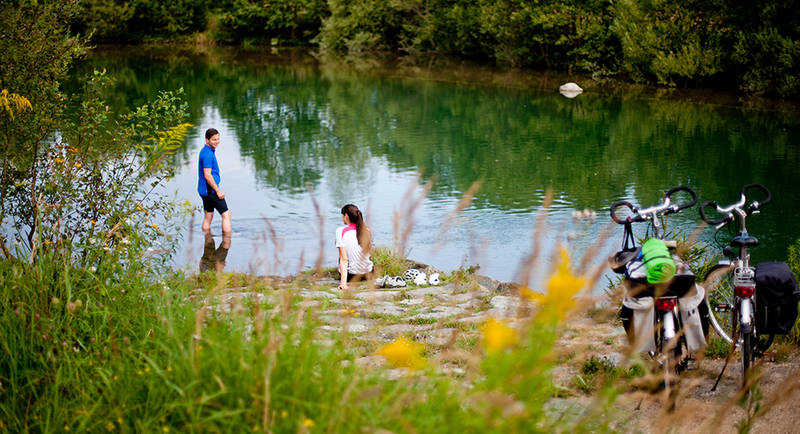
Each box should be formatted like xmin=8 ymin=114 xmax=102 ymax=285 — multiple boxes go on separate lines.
xmin=203 ymin=168 xmax=225 ymax=199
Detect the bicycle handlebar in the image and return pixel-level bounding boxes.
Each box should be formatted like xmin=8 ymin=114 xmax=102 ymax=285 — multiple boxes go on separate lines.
xmin=743 ymin=183 xmax=771 ymax=214
xmin=699 ymin=183 xmax=771 ymax=227
xmin=664 ymin=186 xmax=698 ymax=214
xmin=699 ymin=201 xmax=732 ymax=225
xmin=610 ymin=186 xmax=697 ymax=224
xmin=610 ymin=201 xmax=638 ymax=224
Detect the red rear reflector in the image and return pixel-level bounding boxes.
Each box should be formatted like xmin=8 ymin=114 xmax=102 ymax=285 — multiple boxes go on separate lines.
xmin=656 ymin=298 xmax=677 ymax=311
xmin=735 ymin=285 xmax=755 ymax=298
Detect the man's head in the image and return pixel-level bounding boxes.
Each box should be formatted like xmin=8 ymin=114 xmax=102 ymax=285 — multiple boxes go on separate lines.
xmin=205 ymin=128 xmax=220 ymax=149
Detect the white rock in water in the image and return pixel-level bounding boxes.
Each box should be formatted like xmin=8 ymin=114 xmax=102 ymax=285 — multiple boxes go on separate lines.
xmin=559 ymin=82 xmax=583 ymax=98
xmin=559 ymin=82 xmax=583 ymax=92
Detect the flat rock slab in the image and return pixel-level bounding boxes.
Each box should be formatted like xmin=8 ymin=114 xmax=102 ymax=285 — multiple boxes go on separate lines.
xmin=405 ymin=283 xmax=458 ymax=298
xmin=358 ymin=302 xmax=407 ymax=317
xmin=298 ymin=290 xmax=337 ymax=299
xmin=356 ymin=290 xmax=401 ymax=302
xmin=408 ymin=305 xmax=467 ymax=320
xmin=419 ymin=328 xmax=460 ymax=346
xmin=397 ymin=298 xmax=426 ymax=306
xmin=376 ymin=323 xmax=435 ymax=336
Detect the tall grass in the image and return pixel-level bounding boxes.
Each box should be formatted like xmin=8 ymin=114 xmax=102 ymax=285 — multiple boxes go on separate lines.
xmin=2 ymin=192 xmax=799 ymax=432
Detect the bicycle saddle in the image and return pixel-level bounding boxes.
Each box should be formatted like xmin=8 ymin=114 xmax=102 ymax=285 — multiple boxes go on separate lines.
xmin=730 ymin=235 xmax=759 ymax=248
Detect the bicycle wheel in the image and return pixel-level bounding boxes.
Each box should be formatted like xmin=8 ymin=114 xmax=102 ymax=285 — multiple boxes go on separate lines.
xmin=703 ymin=264 xmax=736 ymax=344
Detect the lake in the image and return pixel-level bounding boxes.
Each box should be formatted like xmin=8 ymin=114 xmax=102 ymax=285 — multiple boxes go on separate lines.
xmin=74 ymin=46 xmax=800 ymax=287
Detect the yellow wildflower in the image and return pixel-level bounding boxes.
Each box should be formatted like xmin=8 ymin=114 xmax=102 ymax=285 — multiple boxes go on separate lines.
xmin=167 ymin=366 xmax=173 ymax=372
xmin=162 ymin=427 xmax=170 ymax=433
xmin=74 ymin=163 xmax=82 ymax=169
xmin=301 ymin=419 xmax=315 ymax=428
xmin=66 ymin=146 xmax=78 ymax=153
xmin=374 ymin=337 xmax=426 ymax=370
xmin=54 ymin=158 xmax=64 ymax=164
xmin=90 ymin=220 xmax=96 ymax=226
xmin=145 ymin=366 xmax=151 ymax=373
xmin=0 ymin=89 xmax=32 ymax=119
xmin=105 ymin=421 xmax=115 ymax=431
xmin=482 ymin=318 xmax=518 ymax=354
xmin=117 ymin=417 xmax=122 ymax=424
xmin=136 ymin=370 xmax=143 ymax=376
xmin=281 ymin=410 xmax=288 ymax=419
xmin=64 ymin=426 xmax=70 ymax=431
xmin=527 ymin=247 xmax=586 ymax=321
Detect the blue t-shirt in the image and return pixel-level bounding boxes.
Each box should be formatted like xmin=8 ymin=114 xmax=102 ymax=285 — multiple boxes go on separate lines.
xmin=197 ymin=145 xmax=220 ymax=196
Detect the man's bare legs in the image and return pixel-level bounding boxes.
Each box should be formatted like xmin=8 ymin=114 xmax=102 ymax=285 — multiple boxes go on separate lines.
xmin=221 ymin=210 xmax=232 ymax=234
xmin=202 ymin=211 xmax=214 ymax=232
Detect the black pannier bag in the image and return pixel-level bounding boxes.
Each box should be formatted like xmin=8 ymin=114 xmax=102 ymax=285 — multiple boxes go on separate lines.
xmin=755 ymin=262 xmax=800 ymax=335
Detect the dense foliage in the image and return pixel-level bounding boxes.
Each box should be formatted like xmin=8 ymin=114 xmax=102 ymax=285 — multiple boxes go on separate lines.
xmin=63 ymin=0 xmax=800 ymax=97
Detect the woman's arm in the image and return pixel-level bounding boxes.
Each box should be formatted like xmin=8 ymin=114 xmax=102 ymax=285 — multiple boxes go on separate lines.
xmin=338 ymin=246 xmax=349 ymax=290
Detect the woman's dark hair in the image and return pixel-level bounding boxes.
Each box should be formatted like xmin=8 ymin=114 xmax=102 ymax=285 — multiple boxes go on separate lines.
xmin=205 ymin=128 xmax=219 ymax=139
xmin=341 ymin=204 xmax=370 ymax=251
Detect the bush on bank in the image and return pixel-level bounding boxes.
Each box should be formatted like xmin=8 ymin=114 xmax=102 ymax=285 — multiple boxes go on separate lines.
xmin=59 ymin=0 xmax=800 ymax=97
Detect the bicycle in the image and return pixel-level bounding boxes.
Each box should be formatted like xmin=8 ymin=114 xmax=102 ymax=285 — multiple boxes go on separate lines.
xmin=699 ymin=183 xmax=773 ymax=388
xmin=610 ymin=186 xmax=706 ymax=390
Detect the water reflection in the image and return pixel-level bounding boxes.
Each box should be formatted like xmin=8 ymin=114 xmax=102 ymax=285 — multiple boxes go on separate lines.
xmin=70 ymin=47 xmax=800 ymax=281
xmin=199 ymin=231 xmax=231 ymax=273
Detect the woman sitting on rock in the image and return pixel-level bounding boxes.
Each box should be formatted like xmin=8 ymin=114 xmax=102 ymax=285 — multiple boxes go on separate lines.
xmin=336 ymin=204 xmax=374 ymax=290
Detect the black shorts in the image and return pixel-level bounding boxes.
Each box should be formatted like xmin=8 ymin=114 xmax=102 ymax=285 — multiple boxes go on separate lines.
xmin=201 ymin=191 xmax=229 ymax=214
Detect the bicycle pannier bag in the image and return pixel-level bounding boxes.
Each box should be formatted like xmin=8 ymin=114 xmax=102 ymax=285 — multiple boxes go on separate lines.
xmin=754 ymin=262 xmax=800 ymax=335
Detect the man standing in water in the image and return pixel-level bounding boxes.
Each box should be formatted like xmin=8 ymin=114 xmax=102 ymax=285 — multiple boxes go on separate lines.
xmin=198 ymin=128 xmax=232 ymax=234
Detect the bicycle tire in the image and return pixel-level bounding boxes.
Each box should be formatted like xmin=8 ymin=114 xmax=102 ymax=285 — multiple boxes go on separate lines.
xmin=703 ymin=264 xmax=736 ymax=344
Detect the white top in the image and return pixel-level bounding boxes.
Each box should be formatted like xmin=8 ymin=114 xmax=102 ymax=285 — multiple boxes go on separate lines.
xmin=335 ymin=224 xmax=373 ymax=275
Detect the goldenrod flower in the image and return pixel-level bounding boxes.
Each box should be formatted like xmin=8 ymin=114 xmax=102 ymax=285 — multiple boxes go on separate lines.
xmin=527 ymin=247 xmax=586 ymax=321
xmin=375 ymin=337 xmax=426 ymax=370
xmin=0 ymin=89 xmax=32 ymax=119
xmin=301 ymin=419 xmax=315 ymax=428
xmin=482 ymin=317 xmax=518 ymax=354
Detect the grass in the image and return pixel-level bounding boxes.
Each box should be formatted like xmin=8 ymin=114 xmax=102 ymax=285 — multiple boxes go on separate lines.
xmin=370 ymin=246 xmax=407 ymax=277
xmin=0 ymin=240 xmax=618 ymax=432
xmin=4 ymin=199 xmax=800 ymax=432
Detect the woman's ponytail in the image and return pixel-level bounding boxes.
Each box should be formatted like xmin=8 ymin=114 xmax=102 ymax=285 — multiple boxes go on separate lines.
xmin=342 ymin=204 xmax=370 ymax=251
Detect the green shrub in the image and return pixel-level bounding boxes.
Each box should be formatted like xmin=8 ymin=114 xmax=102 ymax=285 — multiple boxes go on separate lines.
xmin=786 ymin=238 xmax=800 ymax=344
xmin=215 ymin=0 xmax=328 ymax=45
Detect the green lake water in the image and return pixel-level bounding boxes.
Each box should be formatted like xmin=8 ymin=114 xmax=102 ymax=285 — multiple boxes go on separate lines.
xmin=75 ymin=47 xmax=800 ymax=285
